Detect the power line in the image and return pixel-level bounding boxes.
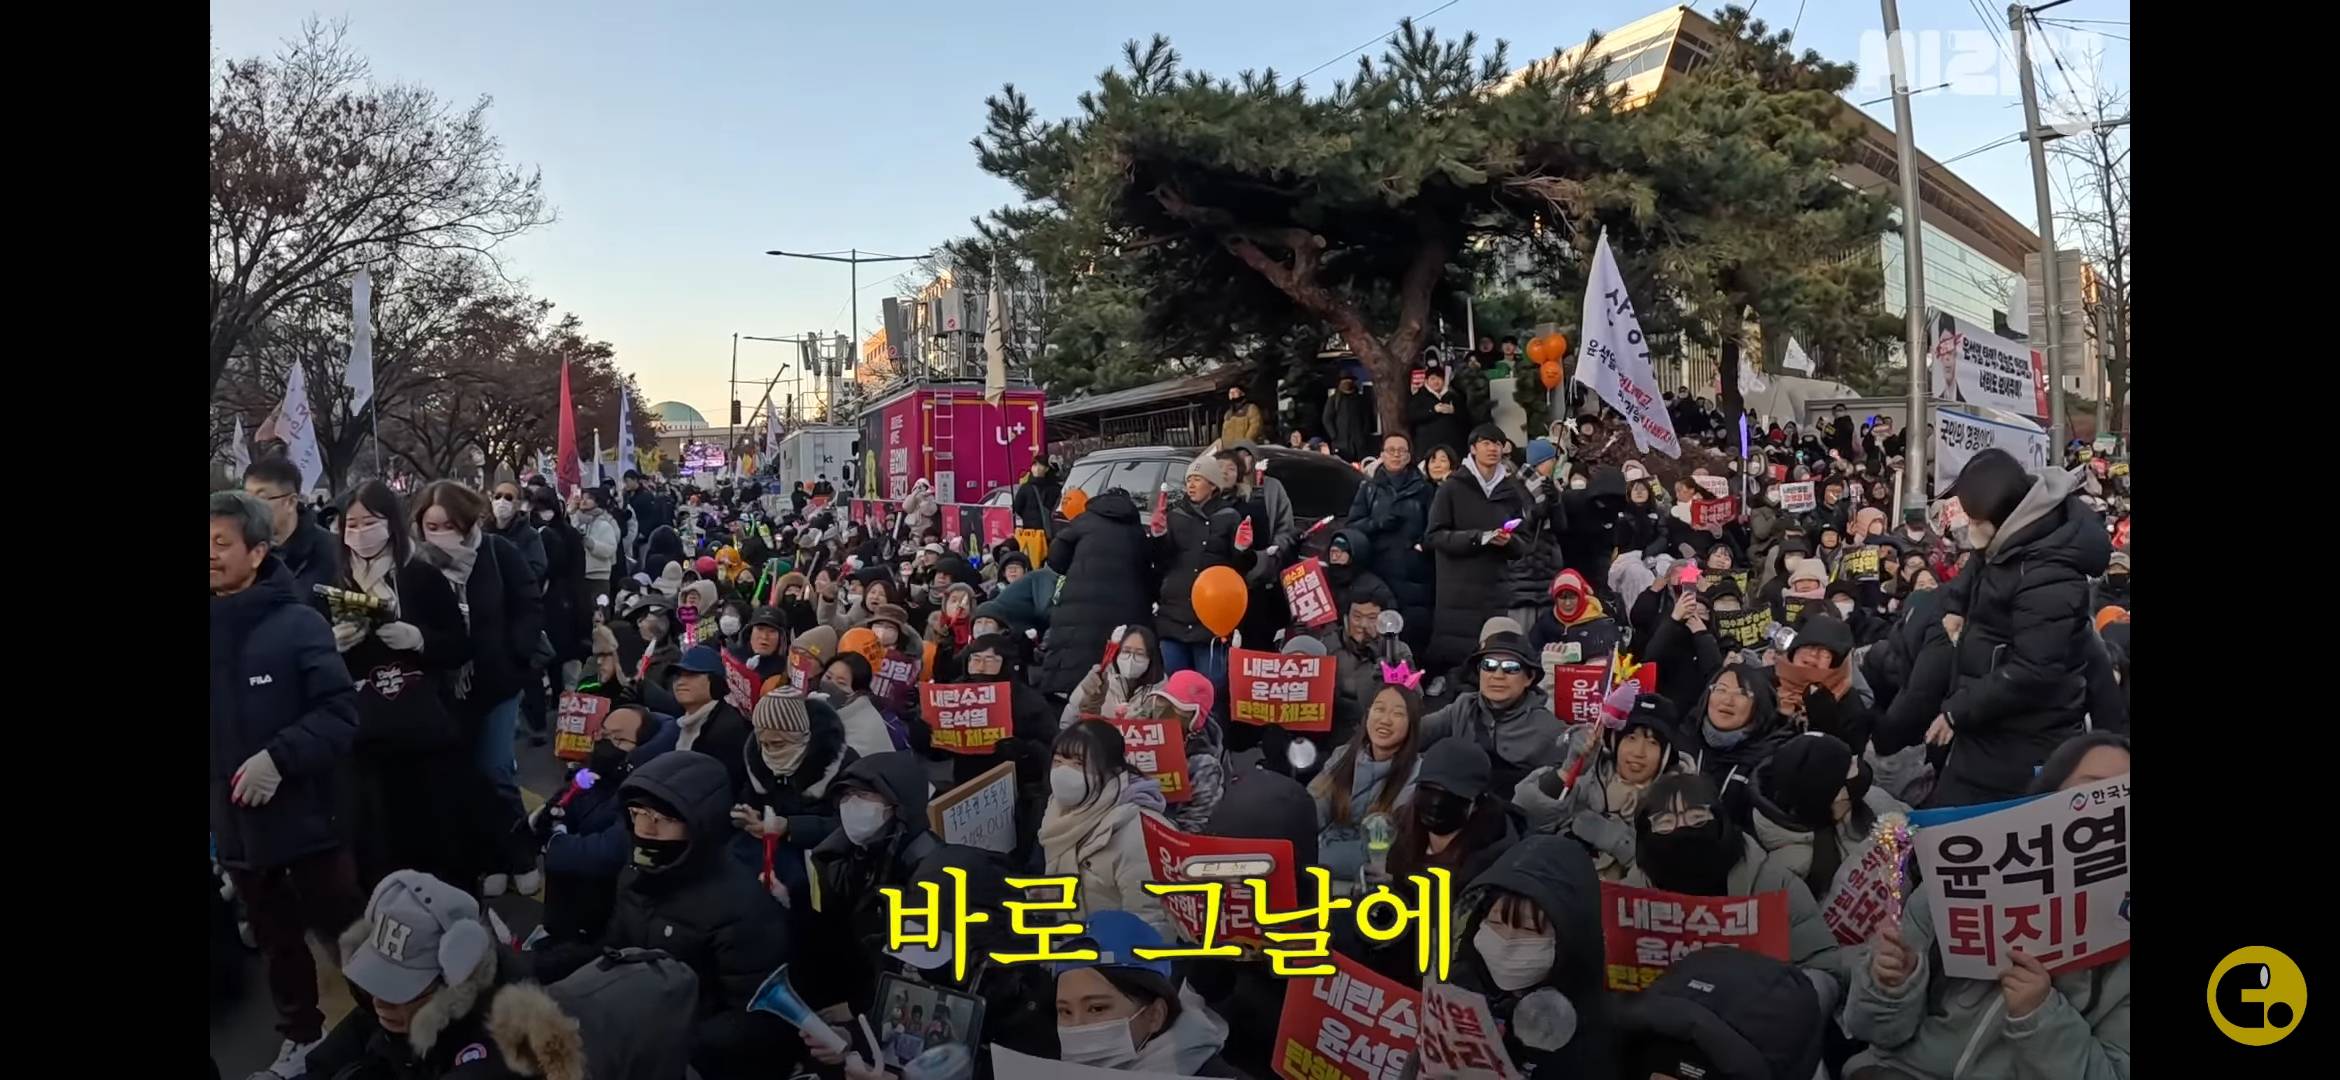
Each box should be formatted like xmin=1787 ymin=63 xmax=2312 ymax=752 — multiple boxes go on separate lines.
xmin=1296 ymin=0 xmax=1465 ymax=83
xmin=2026 ymin=11 xmax=2091 ymax=108
xmin=1790 ymin=0 xmax=1809 ymax=38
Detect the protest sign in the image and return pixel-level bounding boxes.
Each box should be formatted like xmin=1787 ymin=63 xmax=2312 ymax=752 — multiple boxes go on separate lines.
xmin=1690 ymin=474 xmax=1732 ymax=498
xmin=1769 ymin=462 xmax=1790 ymax=483
xmin=1715 ymin=607 xmax=1771 ymax=650
xmin=1779 ymin=597 xmax=1814 ymax=628
xmin=1550 ymin=663 xmax=1611 ymax=726
xmin=553 ymin=692 xmax=611 ymax=762
xmin=927 ymin=760 xmax=1017 ymax=854
xmin=1599 ymin=881 xmax=1791 ymax=992
xmin=1230 ymin=648 xmax=1335 ymax=732
xmin=1690 ymin=497 xmax=1739 ymax=530
xmin=940 ymin=507 xmax=964 ymax=547
xmin=922 ymin=681 xmax=1012 ymax=754
xmin=1915 ymin=772 xmax=2131 ymax=979
xmin=872 ymin=650 xmax=919 ymax=712
xmin=1140 ymin=814 xmax=1297 ymax=948
xmin=1776 ymin=481 xmax=1816 ymax=513
xmin=786 ymin=647 xmax=821 ymax=693
xmin=1576 ymin=230 xmax=1681 ymax=458
xmin=1416 ymin=980 xmax=1525 ymax=1080
xmin=721 ymin=651 xmax=761 ymax=712
xmin=1933 ymin=407 xmax=2052 ymax=492
xmin=1281 ymin=558 xmax=1340 ymax=629
xmin=1106 ymin=716 xmax=1193 ymax=802
xmin=1929 ymin=311 xmax=2049 ymax=419
xmin=1840 ymin=546 xmax=1882 ymax=581
xmin=980 ymin=506 xmax=1014 ymax=548
xmin=1271 ymin=952 xmax=1421 ymax=1080
xmin=1823 ymin=822 xmax=1913 ymax=945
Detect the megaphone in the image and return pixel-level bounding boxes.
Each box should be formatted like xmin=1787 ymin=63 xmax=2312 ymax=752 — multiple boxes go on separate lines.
xmin=747 ymin=964 xmax=847 ymax=1052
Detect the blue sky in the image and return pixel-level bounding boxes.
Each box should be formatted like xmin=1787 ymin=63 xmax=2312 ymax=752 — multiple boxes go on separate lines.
xmin=212 ymin=1 xmax=2128 ymax=415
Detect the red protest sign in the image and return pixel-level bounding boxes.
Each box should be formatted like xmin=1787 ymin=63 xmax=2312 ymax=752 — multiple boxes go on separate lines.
xmin=1600 ymin=881 xmax=1791 ymax=992
xmin=721 ymin=651 xmax=761 ymax=713
xmin=553 ymin=692 xmax=611 ymax=763
xmin=807 ymin=495 xmax=831 ymax=512
xmin=1550 ymin=663 xmax=1611 ymax=726
xmin=981 ymin=506 xmax=1014 ymax=548
xmin=786 ymin=648 xmax=821 ymax=694
xmin=1416 ymin=980 xmax=1525 ymax=1080
xmin=1914 ymin=773 xmax=2131 ymax=978
xmin=1140 ymin=814 xmax=1296 ymax=948
xmin=922 ymin=680 xmax=1012 ymax=754
xmin=1103 ymin=716 xmax=1192 ymax=803
xmin=872 ymin=650 xmax=920 ymax=712
xmin=1230 ymin=648 xmax=1335 ymax=732
xmin=1769 ymin=462 xmax=1790 ymax=483
xmin=940 ymin=506 xmax=964 ymax=546
xmin=1272 ymin=952 xmax=1421 ymax=1080
xmin=1280 ymin=558 xmax=1339 ymax=629
xmin=1690 ymin=497 xmax=1739 ymax=530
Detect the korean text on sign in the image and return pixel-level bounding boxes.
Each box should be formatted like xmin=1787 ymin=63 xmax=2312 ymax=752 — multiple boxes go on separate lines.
xmin=1550 ymin=663 xmax=1611 ymax=725
xmin=1915 ymin=773 xmax=2131 ymax=979
xmin=1689 ymin=497 xmax=1739 ymax=530
xmin=1230 ymin=648 xmax=1336 ymax=732
xmin=1140 ymin=813 xmax=1295 ymax=950
xmin=1598 ymin=881 xmax=1790 ymax=992
xmin=1272 ymin=952 xmax=1420 ymax=1080
xmin=1281 ymin=559 xmax=1340 ymax=629
xmin=1415 ymin=981 xmax=1525 ymax=1080
xmin=922 ymin=681 xmax=1013 ymax=753
xmin=1775 ymin=481 xmax=1816 ymax=513
xmin=1823 ymin=827 xmax=1908 ymax=945
xmin=553 ymin=692 xmax=611 ymax=762
xmin=872 ymin=650 xmax=920 ymax=711
xmin=1103 ymin=717 xmax=1192 ymax=802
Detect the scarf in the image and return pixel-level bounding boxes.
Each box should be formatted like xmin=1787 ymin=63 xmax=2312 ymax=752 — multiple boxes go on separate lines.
xmin=350 ymin=551 xmax=399 ymax=608
xmin=1040 ymin=773 xmax=1129 ymax=872
xmin=1774 ymin=657 xmax=1852 ymax=712
xmin=414 ymin=526 xmax=483 ymax=603
xmin=674 ymin=700 xmax=719 ymax=753
xmin=1465 ymin=458 xmax=1511 ymax=500
xmin=1554 ymin=591 xmax=1607 ymax=628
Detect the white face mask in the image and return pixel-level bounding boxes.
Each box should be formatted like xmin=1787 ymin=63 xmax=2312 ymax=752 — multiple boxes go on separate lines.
xmin=885 ymin=928 xmax=956 ymax=972
xmin=972 ymin=620 xmax=1001 ymax=640
xmin=1567 ymin=477 xmax=1587 ymax=491
xmin=1057 ymin=1016 xmax=1142 ymax=1068
xmin=840 ymin=799 xmax=890 ymax=846
xmin=536 ymin=509 xmax=556 ymax=523
xmin=346 ymin=521 xmax=390 ymax=559
xmin=1114 ymin=653 xmax=1149 ymax=680
xmin=426 ymin=530 xmax=466 ymax=552
xmin=1473 ymin=924 xmax=1556 ymax=991
xmin=1834 ymin=600 xmax=1855 ymax=618
xmin=492 ymin=498 xmax=517 ymax=526
xmin=874 ymin=624 xmax=900 ymax=647
xmin=845 ymin=590 xmax=865 ymax=607
xmin=719 ymin=615 xmax=743 ymax=636
xmin=1050 ymin=765 xmax=1090 ymax=807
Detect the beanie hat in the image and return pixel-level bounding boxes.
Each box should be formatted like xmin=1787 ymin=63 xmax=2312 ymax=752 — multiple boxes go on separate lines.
xmin=1525 ymin=439 xmax=1559 ymax=468
xmin=1281 ymin=635 xmax=1328 ymax=657
xmin=1479 ymin=615 xmax=1524 ymax=645
xmin=1185 ymin=451 xmax=1222 ymax=485
xmin=794 ymin=624 xmax=840 ymax=663
xmin=1765 ymin=733 xmax=1855 ymax=829
xmin=2094 ymin=605 xmax=2129 ymax=633
xmin=752 ymin=689 xmax=812 ymax=734
xmin=1787 ymin=558 xmax=1829 ymax=588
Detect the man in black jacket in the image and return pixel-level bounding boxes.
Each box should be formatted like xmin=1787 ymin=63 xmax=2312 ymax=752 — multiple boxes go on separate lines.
xmin=244 ymin=458 xmax=342 ymax=615
xmin=1347 ymin=433 xmax=1436 ymax=649
xmin=1407 ymin=366 xmax=1473 ymax=459
xmin=1423 ymin=425 xmax=1532 ymax=680
xmin=804 ymin=752 xmax=944 ymax=1017
xmin=1321 ymin=372 xmax=1377 ymax=461
xmin=1041 ymin=487 xmax=1154 ymax=695
xmin=210 ymin=490 xmax=362 ymax=1080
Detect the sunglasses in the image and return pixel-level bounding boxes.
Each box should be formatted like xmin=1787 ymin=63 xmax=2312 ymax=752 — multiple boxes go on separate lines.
xmin=1477 ymin=656 xmax=1527 ymax=675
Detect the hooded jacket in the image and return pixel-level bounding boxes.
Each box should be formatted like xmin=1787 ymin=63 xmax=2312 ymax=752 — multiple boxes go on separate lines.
xmin=1510 ymin=717 xmax=1693 ymax=879
xmin=806 ymin=752 xmax=943 ymax=1009
xmin=211 ymin=557 xmax=360 ymax=871
xmin=1042 ymin=489 xmax=1155 ymax=693
xmin=1451 ymin=835 xmax=1619 ymax=1079
xmin=603 ymin=752 xmax=793 ymax=1019
xmin=308 ymin=943 xmax=581 ymax=1080
xmin=1932 ymin=466 xmax=2114 ymax=807
xmin=1612 ymin=945 xmax=1826 ymax=1080
xmin=540 ymin=715 xmax=680 ymax=943
xmin=1421 ymin=685 xmax=1566 ymax=798
xmin=1622 ymin=832 xmax=1852 ymax=1007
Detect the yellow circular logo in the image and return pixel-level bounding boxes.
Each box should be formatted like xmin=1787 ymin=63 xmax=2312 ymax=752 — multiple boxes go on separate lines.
xmin=2207 ymin=947 xmax=2307 ymax=1046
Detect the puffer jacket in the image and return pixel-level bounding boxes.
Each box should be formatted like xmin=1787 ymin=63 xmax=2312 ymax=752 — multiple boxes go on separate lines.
xmin=1041 ymin=489 xmax=1155 ymax=694
xmin=1150 ymin=490 xmax=1254 ymax=646
xmin=1510 ymin=723 xmax=1693 ymax=879
xmin=1058 ymin=624 xmax=1167 ymax=727
xmin=1503 ymin=473 xmax=1571 ymax=612
xmin=1745 ymin=770 xmax=1910 ymax=910
xmin=1931 ymin=467 xmax=2113 ymax=807
xmin=803 ymin=752 xmax=943 ymax=1011
xmin=1845 ymin=886 xmax=2130 ymax=1080
xmin=1624 ymin=834 xmax=1853 ymax=1006
xmin=1559 ymin=466 xmax=1636 ymax=582
xmin=1040 ymin=773 xmax=1177 ymax=941
xmin=1345 ymin=463 xmax=1436 ymax=630
xmin=1423 ymin=461 xmax=1532 ymax=672
xmin=737 ymin=696 xmax=858 ymax=854
xmin=210 ymin=557 xmax=360 ymax=871
xmin=1314 ymin=625 xmax=1414 ymax=745
xmin=1420 ymin=685 xmax=1566 ymax=798
xmin=309 ymin=943 xmax=581 ymax=1080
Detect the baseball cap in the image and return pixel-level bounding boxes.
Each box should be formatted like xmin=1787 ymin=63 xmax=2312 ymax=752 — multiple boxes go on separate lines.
xmin=1053 ymin=909 xmax=1173 ymax=979
xmin=747 ymin=606 xmax=788 ymax=632
xmin=343 ymin=871 xmax=492 ymax=1005
xmin=677 ymin=645 xmax=725 ymax=676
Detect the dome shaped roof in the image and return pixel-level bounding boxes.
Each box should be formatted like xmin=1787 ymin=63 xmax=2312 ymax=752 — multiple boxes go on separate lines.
xmin=650 ymin=401 xmax=709 ymax=427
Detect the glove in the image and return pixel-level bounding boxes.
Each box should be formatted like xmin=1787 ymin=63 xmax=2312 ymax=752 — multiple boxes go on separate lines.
xmin=1536 ymin=766 xmax=1570 ymax=799
xmin=232 ymin=750 xmax=283 ymax=807
xmin=1233 ymin=518 xmax=1254 ymax=550
xmin=376 ymin=621 xmax=424 ymax=651
xmin=332 ymin=620 xmax=366 ymax=654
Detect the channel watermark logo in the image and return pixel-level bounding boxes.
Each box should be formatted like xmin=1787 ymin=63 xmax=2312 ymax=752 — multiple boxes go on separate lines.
xmin=1854 ymin=27 xmax=2113 ymax=137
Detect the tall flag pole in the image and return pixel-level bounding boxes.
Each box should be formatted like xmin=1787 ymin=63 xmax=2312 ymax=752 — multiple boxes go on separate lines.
xmin=616 ymin=384 xmax=637 ymax=482
xmin=555 ymin=361 xmax=581 ymax=497
xmin=343 ymin=270 xmax=379 ymax=476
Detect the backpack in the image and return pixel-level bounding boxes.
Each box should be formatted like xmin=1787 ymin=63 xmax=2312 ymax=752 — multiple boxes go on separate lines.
xmin=540 ymin=948 xmax=699 ymax=1080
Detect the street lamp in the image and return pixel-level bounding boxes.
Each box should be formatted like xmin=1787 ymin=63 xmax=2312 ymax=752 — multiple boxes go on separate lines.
xmin=764 ymin=247 xmax=928 ymax=358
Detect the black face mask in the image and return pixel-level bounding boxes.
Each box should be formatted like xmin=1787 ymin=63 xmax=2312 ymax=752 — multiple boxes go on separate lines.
xmin=1636 ymin=817 xmax=1739 ymax=896
xmin=588 ymin=740 xmax=630 ymax=779
xmin=1417 ymin=790 xmax=1472 ymax=835
xmin=631 ymin=833 xmax=688 ymax=873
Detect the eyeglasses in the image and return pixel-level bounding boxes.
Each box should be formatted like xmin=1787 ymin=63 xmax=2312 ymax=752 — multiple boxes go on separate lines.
xmin=1478 ymin=657 xmax=1527 ymax=675
xmin=1646 ymin=807 xmax=1716 ymax=835
xmin=1707 ymin=682 xmax=1752 ymax=700
xmin=625 ymin=805 xmax=680 ymax=830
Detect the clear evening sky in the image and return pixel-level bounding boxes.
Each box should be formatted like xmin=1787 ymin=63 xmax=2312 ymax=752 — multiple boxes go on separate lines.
xmin=211 ymin=1 xmax=2128 ymax=417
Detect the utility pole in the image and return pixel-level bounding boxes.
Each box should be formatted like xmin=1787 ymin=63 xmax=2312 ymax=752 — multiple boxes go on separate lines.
xmin=2012 ymin=2 xmax=2070 ymax=451
xmin=1880 ymin=0 xmax=1932 ymax=519
xmin=764 ymin=246 xmax=926 ymax=367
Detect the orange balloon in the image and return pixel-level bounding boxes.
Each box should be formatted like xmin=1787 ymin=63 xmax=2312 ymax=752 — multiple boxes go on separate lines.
xmin=1548 ymin=332 xmax=1569 ymax=358
xmin=1540 ymin=359 xmax=1564 ymax=390
xmin=1060 ymin=488 xmax=1090 ymax=520
xmin=1190 ymin=565 xmax=1249 ymax=639
xmin=839 ymin=626 xmax=885 ymax=668
xmin=1525 ymin=337 xmax=1550 ymax=365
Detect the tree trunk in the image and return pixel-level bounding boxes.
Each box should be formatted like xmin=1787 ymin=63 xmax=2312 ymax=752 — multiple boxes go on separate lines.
xmin=1719 ymin=337 xmax=1745 ymax=440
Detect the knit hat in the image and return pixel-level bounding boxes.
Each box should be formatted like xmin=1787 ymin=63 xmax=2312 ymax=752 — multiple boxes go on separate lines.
xmin=1525 ymin=439 xmax=1559 ymax=468
xmin=654 ymin=562 xmax=686 ymax=596
xmin=1281 ymin=635 xmax=1328 ymax=657
xmin=752 ymin=688 xmax=812 ymax=734
xmin=2108 ymin=551 xmax=2129 ymax=572
xmin=1417 ymin=738 xmax=1494 ymax=802
xmin=1479 ymin=616 xmax=1524 ymax=645
xmin=1184 ymin=450 xmax=1223 ymax=485
xmin=1787 ymin=558 xmax=1829 ymax=589
xmin=343 ymin=871 xmax=493 ymax=1005
xmin=794 ymin=625 xmax=840 ymax=662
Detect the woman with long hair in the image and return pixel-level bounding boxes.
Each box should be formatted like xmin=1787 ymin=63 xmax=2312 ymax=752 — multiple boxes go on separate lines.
xmin=1309 ymin=683 xmax=1424 ymax=884
xmin=1040 ymin=722 xmax=1177 ymax=941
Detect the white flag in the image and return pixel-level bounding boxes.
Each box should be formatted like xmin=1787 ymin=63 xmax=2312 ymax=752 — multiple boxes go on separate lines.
xmin=1781 ymin=337 xmax=1816 ymax=374
xmin=344 ymin=270 xmax=375 ymax=415
xmin=615 ymin=385 xmax=637 ymax=481
xmin=983 ymin=282 xmax=1008 ymax=405
xmin=1738 ymin=353 xmax=1770 ymax=394
xmin=230 ymin=416 xmax=252 ymax=475
xmin=275 ymin=363 xmax=327 ymax=493
xmin=1575 ymin=230 xmax=1681 ymax=458
xmin=764 ymin=399 xmax=780 ymax=462
xmin=593 ymin=429 xmax=606 ymax=488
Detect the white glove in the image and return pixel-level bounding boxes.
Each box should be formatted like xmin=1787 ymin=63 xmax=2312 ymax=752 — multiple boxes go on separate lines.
xmin=332 ymin=621 xmax=367 ymax=654
xmin=377 ymin=621 xmax=424 ymax=651
xmin=233 ymin=750 xmax=283 ymax=807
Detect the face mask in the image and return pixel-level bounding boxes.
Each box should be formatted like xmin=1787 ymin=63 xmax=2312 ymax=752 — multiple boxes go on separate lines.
xmin=1568 ymin=477 xmax=1587 ymax=491
xmin=1417 ymin=790 xmax=1470 ymax=835
xmin=846 ymin=590 xmax=865 ymax=607
xmin=1637 ymin=818 xmax=1738 ymax=896
xmin=493 ymin=498 xmax=517 ymax=526
xmin=886 ymin=931 xmax=956 ymax=972
xmin=761 ymin=741 xmax=808 ymax=776
xmin=1057 ymin=1016 xmax=1142 ymax=1069
xmin=587 ymin=740 xmax=629 ymax=778
xmin=426 ymin=530 xmax=466 ymax=552
xmin=841 ymin=799 xmax=891 ymax=846
xmin=972 ymin=620 xmax=1001 ymax=639
xmin=1114 ymin=653 xmax=1149 ymax=680
xmin=346 ymin=521 xmax=390 ymax=559
xmin=1473 ymin=924 xmax=1556 ymax=991
xmin=1051 ymin=765 xmax=1091 ymax=806
xmin=631 ymin=833 xmax=688 ymax=873
xmin=1834 ymin=600 xmax=1854 ymax=618
xmin=537 ymin=509 xmax=556 ymax=523
xmin=875 ymin=625 xmax=900 ymax=647
xmin=719 ymin=615 xmax=743 ymax=636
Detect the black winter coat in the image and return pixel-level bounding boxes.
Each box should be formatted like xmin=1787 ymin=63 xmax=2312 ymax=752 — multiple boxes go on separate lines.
xmin=1406 ymin=387 xmax=1472 ymax=461
xmin=805 ymin=753 xmax=944 ymax=1012
xmin=210 ymin=557 xmax=359 ymax=871
xmin=536 ymin=518 xmax=590 ymax=663
xmin=1558 ymin=467 xmax=1636 ymax=582
xmin=1929 ymin=469 xmax=2113 ymax=807
xmin=277 ymin=508 xmax=346 ymax=616
xmin=1451 ymin=836 xmax=1620 ymax=1080
xmin=1423 ymin=464 xmax=1532 ymax=672
xmin=449 ymin=532 xmax=544 ymax=710
xmin=1346 ymin=465 xmax=1435 ymax=625
xmin=1151 ymin=492 xmax=1255 ymax=646
xmin=1504 ymin=475 xmax=1570 ymax=610
xmin=1041 ymin=489 xmax=1154 ymax=694
xmin=1321 ymin=388 xmax=1377 ymax=460
xmin=1012 ymin=476 xmax=1058 ymax=531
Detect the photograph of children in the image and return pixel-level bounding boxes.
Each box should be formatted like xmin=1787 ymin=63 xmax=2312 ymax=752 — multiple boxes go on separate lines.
xmin=873 ymin=974 xmax=984 ymax=1070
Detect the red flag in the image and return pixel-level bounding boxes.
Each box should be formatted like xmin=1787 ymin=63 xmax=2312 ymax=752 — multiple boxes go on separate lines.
xmin=555 ymin=361 xmax=581 ymax=495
